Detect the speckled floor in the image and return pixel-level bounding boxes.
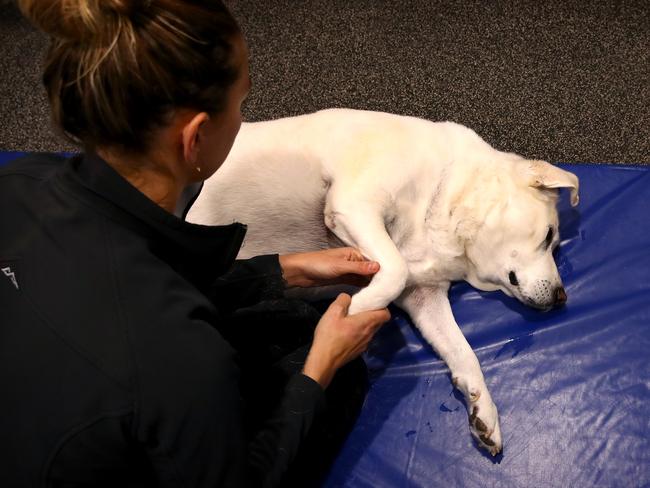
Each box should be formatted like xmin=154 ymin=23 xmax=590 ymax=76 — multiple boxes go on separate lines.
xmin=1 ymin=0 xmax=648 ymax=163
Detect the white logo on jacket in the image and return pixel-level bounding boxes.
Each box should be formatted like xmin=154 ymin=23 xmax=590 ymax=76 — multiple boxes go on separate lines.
xmin=2 ymin=266 xmax=19 ymax=290
xmin=187 ymin=108 xmax=580 ymax=456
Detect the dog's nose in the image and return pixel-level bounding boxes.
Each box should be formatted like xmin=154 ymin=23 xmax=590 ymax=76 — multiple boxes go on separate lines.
xmin=554 ymin=287 xmax=567 ymax=306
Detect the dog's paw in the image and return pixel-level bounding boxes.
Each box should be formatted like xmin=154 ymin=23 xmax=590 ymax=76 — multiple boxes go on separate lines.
xmin=452 ymin=375 xmax=502 ymax=455
xmin=467 ymin=396 xmax=502 ymax=456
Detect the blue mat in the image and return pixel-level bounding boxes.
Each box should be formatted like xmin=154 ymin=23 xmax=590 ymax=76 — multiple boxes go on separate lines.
xmin=0 ymin=152 xmax=29 ymax=166
xmin=2 ymin=154 xmax=649 ymax=487
xmin=326 ymin=163 xmax=650 ymax=488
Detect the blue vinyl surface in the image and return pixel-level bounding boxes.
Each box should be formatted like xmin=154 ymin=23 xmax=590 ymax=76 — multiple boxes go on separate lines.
xmin=0 ymin=152 xmax=28 ymax=166
xmin=2 ymin=154 xmax=649 ymax=487
xmin=325 ymin=163 xmax=650 ymax=488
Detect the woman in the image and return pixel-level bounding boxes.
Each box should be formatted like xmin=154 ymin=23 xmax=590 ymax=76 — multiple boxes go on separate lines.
xmin=1 ymin=1 xmax=390 ymax=486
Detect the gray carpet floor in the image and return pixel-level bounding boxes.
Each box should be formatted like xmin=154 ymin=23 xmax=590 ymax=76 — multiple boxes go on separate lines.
xmin=1 ymin=0 xmax=648 ymax=163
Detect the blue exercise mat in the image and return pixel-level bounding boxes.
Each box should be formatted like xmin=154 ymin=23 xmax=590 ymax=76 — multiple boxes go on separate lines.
xmin=2 ymin=154 xmax=649 ymax=487
xmin=325 ymin=163 xmax=650 ymax=488
xmin=0 ymin=152 xmax=27 ymax=166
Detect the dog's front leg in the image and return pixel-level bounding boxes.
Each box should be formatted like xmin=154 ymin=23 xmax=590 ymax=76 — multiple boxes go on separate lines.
xmin=324 ymin=199 xmax=409 ymax=315
xmin=396 ymin=286 xmax=503 ymax=455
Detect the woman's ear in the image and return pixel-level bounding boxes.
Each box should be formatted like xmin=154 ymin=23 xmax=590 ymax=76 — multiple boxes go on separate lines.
xmin=523 ymin=160 xmax=580 ymax=206
xmin=181 ymin=112 xmax=210 ymax=169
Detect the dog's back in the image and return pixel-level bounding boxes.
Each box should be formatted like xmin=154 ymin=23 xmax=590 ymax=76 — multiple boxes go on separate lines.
xmin=187 ymin=109 xmax=490 ymax=258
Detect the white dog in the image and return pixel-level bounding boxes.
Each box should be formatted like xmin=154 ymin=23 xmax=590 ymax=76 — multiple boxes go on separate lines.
xmin=187 ymin=109 xmax=579 ymax=456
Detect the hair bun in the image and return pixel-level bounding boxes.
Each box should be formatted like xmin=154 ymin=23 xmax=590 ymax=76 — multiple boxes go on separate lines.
xmin=19 ymin=0 xmax=145 ymax=44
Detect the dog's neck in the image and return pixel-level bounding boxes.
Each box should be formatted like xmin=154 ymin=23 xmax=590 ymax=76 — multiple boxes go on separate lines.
xmin=408 ymin=153 xmax=509 ymax=287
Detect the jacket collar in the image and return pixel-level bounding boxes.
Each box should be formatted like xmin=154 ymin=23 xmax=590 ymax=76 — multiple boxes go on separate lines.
xmin=56 ymin=152 xmax=247 ymax=288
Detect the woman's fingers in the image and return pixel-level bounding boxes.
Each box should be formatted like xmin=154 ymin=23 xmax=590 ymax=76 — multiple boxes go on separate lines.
xmin=334 ymin=246 xmax=372 ymax=264
xmin=331 ymin=293 xmax=352 ymax=315
xmin=353 ymin=260 xmax=380 ymax=275
xmin=368 ymin=308 xmax=391 ymax=331
xmin=344 ymin=247 xmax=366 ymax=261
xmin=349 ymin=307 xmax=391 ymax=331
xmin=335 ymin=257 xmax=380 ymax=278
xmin=339 ymin=248 xmax=380 ymax=279
xmin=363 ymin=307 xmax=391 ymax=323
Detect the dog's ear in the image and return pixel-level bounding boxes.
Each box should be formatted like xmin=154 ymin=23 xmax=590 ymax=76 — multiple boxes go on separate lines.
xmin=523 ymin=160 xmax=579 ymax=206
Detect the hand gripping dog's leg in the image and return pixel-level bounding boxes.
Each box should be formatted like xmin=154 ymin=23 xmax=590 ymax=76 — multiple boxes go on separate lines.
xmin=397 ymin=286 xmax=503 ymax=456
xmin=324 ymin=198 xmax=409 ymax=315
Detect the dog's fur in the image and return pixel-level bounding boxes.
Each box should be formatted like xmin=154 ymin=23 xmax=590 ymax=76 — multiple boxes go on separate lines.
xmin=187 ymin=109 xmax=579 ymax=455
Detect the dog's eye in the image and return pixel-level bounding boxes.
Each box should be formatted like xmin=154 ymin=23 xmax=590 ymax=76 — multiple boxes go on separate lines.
xmin=509 ymin=271 xmax=519 ymax=286
xmin=544 ymin=227 xmax=554 ymax=249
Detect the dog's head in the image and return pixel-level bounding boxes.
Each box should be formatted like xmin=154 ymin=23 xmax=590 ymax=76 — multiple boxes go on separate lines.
xmin=460 ymin=159 xmax=579 ymax=310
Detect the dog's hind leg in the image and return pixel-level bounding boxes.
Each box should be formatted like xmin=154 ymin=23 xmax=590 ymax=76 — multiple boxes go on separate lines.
xmin=396 ymin=285 xmax=503 ymax=456
xmin=324 ymin=195 xmax=409 ymax=315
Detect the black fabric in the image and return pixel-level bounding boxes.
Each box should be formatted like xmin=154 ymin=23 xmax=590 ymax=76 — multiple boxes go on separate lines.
xmin=223 ymin=299 xmax=369 ymax=488
xmin=0 ymin=152 xmax=343 ymax=487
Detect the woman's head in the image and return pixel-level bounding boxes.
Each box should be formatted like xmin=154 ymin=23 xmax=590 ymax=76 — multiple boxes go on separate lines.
xmin=19 ymin=0 xmax=245 ymax=158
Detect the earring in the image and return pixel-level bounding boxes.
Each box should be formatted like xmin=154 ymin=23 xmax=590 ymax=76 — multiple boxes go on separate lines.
xmin=196 ymin=166 xmax=201 ymax=173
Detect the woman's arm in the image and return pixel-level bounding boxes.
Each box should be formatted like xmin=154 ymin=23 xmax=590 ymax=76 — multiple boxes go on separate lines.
xmin=209 ymin=254 xmax=286 ymax=313
xmin=139 ymin=295 xmax=388 ymax=488
xmin=279 ymin=247 xmax=379 ymax=288
xmin=209 ymin=248 xmax=380 ymax=314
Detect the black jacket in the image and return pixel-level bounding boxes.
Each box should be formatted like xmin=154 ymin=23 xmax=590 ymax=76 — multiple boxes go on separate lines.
xmin=0 ymin=153 xmax=325 ymax=487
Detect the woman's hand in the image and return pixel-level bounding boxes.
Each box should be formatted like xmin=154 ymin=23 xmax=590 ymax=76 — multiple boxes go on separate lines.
xmin=302 ymin=293 xmax=390 ymax=389
xmin=279 ymin=247 xmax=380 ymax=288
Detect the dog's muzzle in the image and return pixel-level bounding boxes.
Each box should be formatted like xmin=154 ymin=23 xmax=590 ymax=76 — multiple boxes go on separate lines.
xmin=525 ymin=283 xmax=567 ymax=310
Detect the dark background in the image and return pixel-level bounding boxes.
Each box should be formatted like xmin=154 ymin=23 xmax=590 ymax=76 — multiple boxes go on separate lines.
xmin=1 ymin=0 xmax=648 ymax=163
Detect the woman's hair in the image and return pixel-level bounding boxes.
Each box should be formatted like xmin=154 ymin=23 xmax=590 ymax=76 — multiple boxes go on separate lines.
xmin=18 ymin=0 xmax=242 ymax=153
